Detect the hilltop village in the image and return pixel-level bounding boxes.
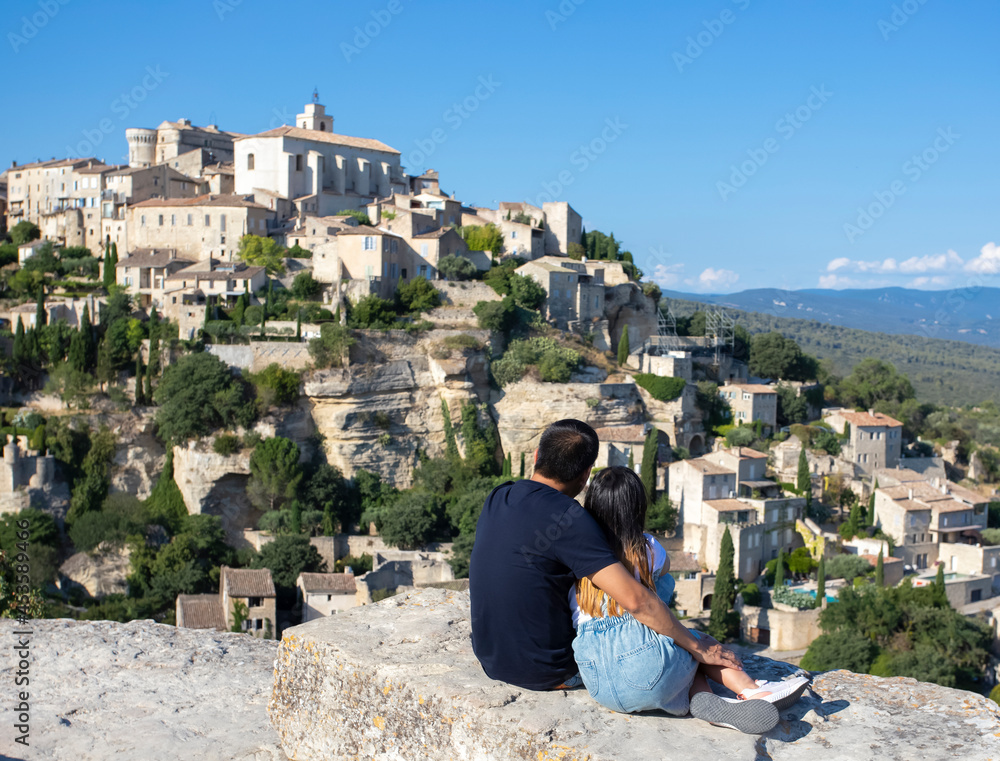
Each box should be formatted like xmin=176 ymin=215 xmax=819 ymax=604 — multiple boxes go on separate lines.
xmin=1 ymin=95 xmax=998 ymax=695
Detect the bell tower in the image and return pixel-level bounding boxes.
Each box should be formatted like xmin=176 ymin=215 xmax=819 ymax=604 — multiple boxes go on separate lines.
xmin=296 ymin=89 xmax=333 ymax=132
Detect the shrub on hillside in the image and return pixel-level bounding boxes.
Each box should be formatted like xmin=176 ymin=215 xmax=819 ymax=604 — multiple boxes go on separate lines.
xmin=634 ymin=374 xmax=685 ymax=402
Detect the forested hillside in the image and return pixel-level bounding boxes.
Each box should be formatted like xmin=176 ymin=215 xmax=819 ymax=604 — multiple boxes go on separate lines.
xmin=666 ymin=298 xmax=1000 ymax=407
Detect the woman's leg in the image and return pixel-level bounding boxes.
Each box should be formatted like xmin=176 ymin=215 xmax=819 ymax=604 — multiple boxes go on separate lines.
xmin=697 ymin=662 xmax=761 ymax=696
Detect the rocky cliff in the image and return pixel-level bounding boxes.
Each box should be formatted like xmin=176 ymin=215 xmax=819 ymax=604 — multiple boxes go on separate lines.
xmin=9 ymin=591 xmax=995 ymax=761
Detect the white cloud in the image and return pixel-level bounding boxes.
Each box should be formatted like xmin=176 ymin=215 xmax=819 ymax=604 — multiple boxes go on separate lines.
xmin=824 ymin=251 xmax=966 ymax=275
xmin=898 ymin=250 xmax=963 ymax=273
xmin=906 ymin=276 xmax=951 ymax=289
xmin=695 ymin=267 xmax=739 ymax=291
xmin=826 ymin=257 xmax=851 ymax=272
xmin=817 ymin=274 xmax=888 ymax=289
xmin=965 ymin=241 xmax=1000 ymax=274
xmin=651 ymin=262 xmax=684 ymax=288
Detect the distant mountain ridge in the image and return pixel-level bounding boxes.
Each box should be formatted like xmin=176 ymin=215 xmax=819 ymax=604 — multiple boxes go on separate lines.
xmin=660 ymin=286 xmax=1000 ymax=348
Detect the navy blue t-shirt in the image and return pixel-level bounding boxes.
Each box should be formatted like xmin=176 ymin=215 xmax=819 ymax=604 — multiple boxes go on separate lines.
xmin=469 ymin=479 xmax=619 ymax=690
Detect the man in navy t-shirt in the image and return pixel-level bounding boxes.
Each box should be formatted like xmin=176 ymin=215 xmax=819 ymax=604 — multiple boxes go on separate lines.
xmin=470 ymin=419 xmax=744 ymax=692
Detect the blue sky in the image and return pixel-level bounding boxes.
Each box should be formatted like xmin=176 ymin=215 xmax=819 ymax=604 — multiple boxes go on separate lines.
xmin=2 ymin=0 xmax=997 ymax=293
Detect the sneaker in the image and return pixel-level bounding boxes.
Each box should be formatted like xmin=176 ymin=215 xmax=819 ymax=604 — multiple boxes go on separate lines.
xmin=738 ymin=676 xmax=810 ymax=711
xmin=689 ymin=691 xmax=779 ymax=734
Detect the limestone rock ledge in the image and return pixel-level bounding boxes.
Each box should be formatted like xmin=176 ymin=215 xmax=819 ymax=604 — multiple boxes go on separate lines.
xmin=0 ymin=618 xmax=285 ymax=761
xmin=270 ymin=588 xmax=1000 ymax=761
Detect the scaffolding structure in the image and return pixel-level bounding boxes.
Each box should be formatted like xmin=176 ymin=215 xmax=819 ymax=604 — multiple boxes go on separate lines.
xmin=704 ymin=308 xmax=737 ymax=363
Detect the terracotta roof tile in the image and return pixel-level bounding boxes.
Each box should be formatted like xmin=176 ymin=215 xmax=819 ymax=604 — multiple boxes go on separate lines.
xmin=222 ymin=567 xmax=275 ymax=598
xmin=298 ymin=572 xmax=357 ymax=594
xmin=131 ymin=193 xmax=268 ymax=210
xmin=177 ymin=594 xmax=226 ymax=630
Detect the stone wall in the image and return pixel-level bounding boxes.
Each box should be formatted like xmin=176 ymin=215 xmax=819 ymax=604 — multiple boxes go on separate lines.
xmin=269 ymin=587 xmax=1000 ymax=760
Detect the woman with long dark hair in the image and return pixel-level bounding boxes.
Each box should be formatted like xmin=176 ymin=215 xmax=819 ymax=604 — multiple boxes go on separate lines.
xmin=570 ymin=467 xmax=808 ymax=733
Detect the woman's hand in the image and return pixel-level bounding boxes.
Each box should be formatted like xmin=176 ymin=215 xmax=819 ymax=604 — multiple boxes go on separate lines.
xmin=687 ymin=632 xmax=743 ymax=671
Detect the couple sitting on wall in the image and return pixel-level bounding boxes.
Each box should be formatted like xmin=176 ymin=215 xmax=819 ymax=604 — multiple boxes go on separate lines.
xmin=469 ymin=419 xmax=808 ymax=735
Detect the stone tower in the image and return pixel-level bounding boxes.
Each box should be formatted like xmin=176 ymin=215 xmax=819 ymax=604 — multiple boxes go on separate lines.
xmin=126 ymin=128 xmax=157 ymax=168
xmin=296 ymin=92 xmax=333 ymax=133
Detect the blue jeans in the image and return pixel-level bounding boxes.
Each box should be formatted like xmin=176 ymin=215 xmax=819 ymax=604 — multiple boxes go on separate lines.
xmin=571 ymin=574 xmax=699 ymax=715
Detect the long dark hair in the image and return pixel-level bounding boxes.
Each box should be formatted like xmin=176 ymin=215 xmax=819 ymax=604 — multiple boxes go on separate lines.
xmin=576 ymin=466 xmax=655 ymax=617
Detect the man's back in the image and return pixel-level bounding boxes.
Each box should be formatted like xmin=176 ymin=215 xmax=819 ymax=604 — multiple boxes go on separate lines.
xmin=469 ymin=479 xmax=617 ymax=690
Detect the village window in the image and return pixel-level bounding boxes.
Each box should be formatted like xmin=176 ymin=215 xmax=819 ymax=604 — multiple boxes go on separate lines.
xmin=171 ymin=214 xmax=176 ymax=226
xmin=247 ymin=153 xmax=255 ymax=170
xmin=390 ymin=263 xmax=398 ymax=279
xmin=421 ymin=243 xmax=429 ymax=257
xmin=248 ymin=597 xmax=263 ymax=608
xmin=220 ymin=214 xmax=226 ymax=232
xmin=158 ymin=215 xmax=164 ymax=226
xmin=140 ymin=215 xmax=146 ymax=227
xmin=205 ymin=214 xmax=211 ymax=226
xmin=296 ymin=154 xmax=303 ymax=171
xmin=363 ymin=236 xmax=376 ymax=251
xmin=187 ymin=214 xmax=193 ymax=226
xmin=511 ymin=230 xmax=518 ymax=239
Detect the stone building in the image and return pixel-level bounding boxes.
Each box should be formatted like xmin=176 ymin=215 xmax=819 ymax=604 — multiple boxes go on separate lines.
xmin=162 ymin=258 xmax=267 ymax=310
xmin=823 ymin=408 xmax=903 ymax=473
xmin=719 ymin=383 xmax=778 ymax=433
xmin=127 ymin=119 xmax=243 ymax=169
xmin=100 ymin=164 xmax=201 ymax=248
xmin=296 ymin=572 xmax=359 ymax=622
xmin=127 ymin=194 xmax=277 ymax=261
xmin=234 ymin=99 xmax=406 ymax=217
xmin=0 ymin=435 xmax=55 ymax=515
xmin=5 ymin=157 xmax=104 ymax=230
xmin=516 ymin=256 xmax=605 ymax=330
xmin=873 ymin=470 xmax=992 ymax=579
xmin=220 ymin=566 xmax=276 ymax=638
xmin=116 ymin=249 xmax=196 ymax=309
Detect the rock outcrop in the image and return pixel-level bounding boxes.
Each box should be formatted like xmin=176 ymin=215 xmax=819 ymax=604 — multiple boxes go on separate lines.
xmin=58 ymin=546 xmax=131 ymax=598
xmin=171 ymin=443 xmax=261 ymax=545
xmin=270 ymin=588 xmax=1000 ymax=761
xmin=304 ymin=329 xmax=492 ymax=488
xmin=0 ymin=618 xmax=285 ymax=760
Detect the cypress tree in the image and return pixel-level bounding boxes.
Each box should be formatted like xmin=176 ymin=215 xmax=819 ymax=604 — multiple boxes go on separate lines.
xmin=816 ymin=556 xmax=826 ymax=602
xmin=579 ymin=226 xmax=586 ymax=249
xmin=68 ymin=329 xmax=87 ymax=372
xmin=933 ymin=563 xmax=948 ymax=607
xmin=519 ymin=452 xmax=525 ymax=478
xmin=35 ymin=288 xmax=46 ymax=327
xmin=875 ymin=548 xmax=884 ymax=587
xmin=233 ymin=294 xmax=245 ymax=328
xmin=627 ymin=447 xmax=635 ymax=471
xmin=617 ymin=324 xmax=630 ymax=366
xmin=80 ymin=303 xmax=95 ymax=371
xmin=775 ymin=548 xmax=786 ymax=588
xmin=290 ymin=500 xmax=302 ymax=534
xmin=322 ymin=504 xmax=335 ymax=536
xmin=501 ymin=453 xmax=511 ymax=478
xmin=148 ymin=331 xmax=160 ymax=378
xmin=295 ymin=311 xmax=302 ymax=341
xmin=796 ymin=446 xmax=810 ymax=495
xmin=12 ymin=317 xmax=26 ymax=367
xmin=708 ymin=526 xmax=736 ymax=641
xmin=259 ymin=313 xmax=266 ymax=339
xmin=103 ymin=246 xmax=115 ymax=289
xmin=867 ymin=480 xmax=878 ymax=526
xmin=640 ymin=428 xmax=658 ymax=501
xmin=441 ymin=399 xmax=458 ymax=460
xmin=144 ymin=370 xmax=153 ymax=406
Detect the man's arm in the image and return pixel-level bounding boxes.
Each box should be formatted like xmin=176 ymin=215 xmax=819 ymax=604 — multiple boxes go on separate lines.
xmin=587 ymin=562 xmax=742 ymax=670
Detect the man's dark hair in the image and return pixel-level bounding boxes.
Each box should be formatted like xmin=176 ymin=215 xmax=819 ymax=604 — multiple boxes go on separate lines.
xmin=534 ymin=419 xmax=599 ymax=484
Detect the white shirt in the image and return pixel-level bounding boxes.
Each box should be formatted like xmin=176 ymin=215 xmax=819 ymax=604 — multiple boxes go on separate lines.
xmin=569 ymin=533 xmax=668 ymax=629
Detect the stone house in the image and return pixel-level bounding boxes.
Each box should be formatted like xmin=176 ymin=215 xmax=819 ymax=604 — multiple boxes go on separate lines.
xmin=516 ymin=256 xmax=605 ymax=330
xmin=629 ymin=349 xmax=693 ymax=381
xmin=220 ymin=566 xmax=277 ymax=638
xmin=234 ymin=99 xmax=406 ymax=217
xmin=162 ymin=258 xmax=267 ymax=311
xmin=1 ymin=435 xmax=55 ymax=515
xmin=0 ymin=296 xmax=96 ymax=331
xmin=116 ymin=249 xmax=196 ymax=309
xmin=296 ymin=572 xmax=359 ymax=622
xmin=5 ymin=157 xmax=103 ymax=230
xmin=128 ymin=194 xmax=276 ymax=262
xmin=175 ymin=594 xmax=228 ymax=631
xmin=823 ymin=409 xmax=903 ymax=473
xmin=874 ymin=474 xmax=991 ymax=577
xmin=719 ymin=383 xmax=778 ymax=433
xmin=353 ymin=550 xmax=455 ymax=604
xmin=100 ymin=164 xmax=200 ymax=248
xmin=592 ymin=424 xmax=669 ymax=475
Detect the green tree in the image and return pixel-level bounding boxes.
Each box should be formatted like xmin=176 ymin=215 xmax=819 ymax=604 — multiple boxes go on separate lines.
xmin=153 ymin=352 xmax=256 ymax=443
xmin=774 ymin=547 xmax=786 ymax=588
xmin=617 ymin=324 xmax=630 ymax=366
xmin=69 ymin=492 xmax=148 ymax=552
xmin=867 ymin=480 xmax=878 ymax=526
xmin=875 ymin=549 xmax=884 ymax=587
xmin=437 ymin=255 xmax=478 ymax=281
xmin=508 ymin=274 xmax=546 ymax=310
xmin=250 ymin=534 xmax=325 ymax=608
xmin=395 ymin=276 xmax=441 ymax=313
xmin=66 ymin=427 xmax=116 ymax=525
xmin=627 ymin=448 xmax=634 ymax=470
xmin=816 ymin=556 xmax=826 ymax=601
xmin=639 ymin=428 xmax=658 ymax=500
xmin=473 ymin=297 xmax=517 ymax=335
xmin=933 ymin=564 xmax=948 ymax=607
xmin=247 ymin=436 xmax=302 ymax=512
xmin=347 ymin=295 xmax=398 ymax=329
xmin=144 ymin=448 xmax=188 ymax=534
xmin=796 ymin=446 xmax=811 ymax=496
xmin=35 ymin=288 xmax=47 ymax=327
xmin=749 ymin=331 xmax=814 ymax=381
xmin=378 ymin=491 xmax=440 ymax=550
xmin=519 ymin=452 xmax=525 ymax=478
xmin=708 ymin=526 xmax=737 ymax=641
xmin=309 ymin=323 xmax=355 ymax=369
xmin=237 ymin=235 xmax=286 ymax=275
xmin=9 ymin=220 xmax=40 ymax=246
xmin=461 ymin=223 xmax=504 ymax=254
xmin=247 ymin=363 xmax=301 ymax=408
xmin=800 ymin=629 xmax=878 ymax=673
xmin=290 ymin=271 xmax=322 ymax=299
xmin=839 ymin=358 xmax=915 ymax=410
xmin=646 ymin=494 xmax=677 ymax=534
